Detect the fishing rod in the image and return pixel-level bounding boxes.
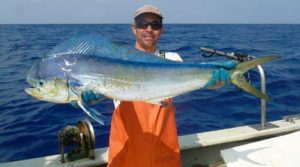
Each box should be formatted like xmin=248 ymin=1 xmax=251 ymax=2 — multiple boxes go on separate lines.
xmin=199 ymin=46 xmax=252 ymax=88
xmin=200 ymin=47 xmax=256 ymax=62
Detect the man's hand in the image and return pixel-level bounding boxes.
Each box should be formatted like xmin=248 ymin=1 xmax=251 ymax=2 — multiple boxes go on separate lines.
xmin=204 ymin=60 xmax=237 ymax=89
xmin=70 ymin=90 xmax=104 ymax=108
xmin=160 ymin=98 xmax=173 ymax=107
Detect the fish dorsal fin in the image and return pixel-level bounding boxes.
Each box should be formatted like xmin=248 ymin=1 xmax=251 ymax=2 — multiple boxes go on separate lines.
xmin=48 ymin=34 xmax=110 ymax=56
xmin=47 ymin=34 xmax=174 ymax=63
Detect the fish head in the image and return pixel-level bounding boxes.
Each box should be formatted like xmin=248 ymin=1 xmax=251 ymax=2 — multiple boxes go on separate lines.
xmin=25 ymin=56 xmax=77 ymax=103
xmin=25 ymin=77 xmax=73 ymax=103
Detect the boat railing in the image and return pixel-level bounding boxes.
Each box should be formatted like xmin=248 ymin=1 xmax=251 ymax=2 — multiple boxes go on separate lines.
xmin=200 ymin=47 xmax=267 ymax=129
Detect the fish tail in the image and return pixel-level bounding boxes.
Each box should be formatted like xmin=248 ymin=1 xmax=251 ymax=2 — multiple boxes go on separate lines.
xmin=230 ymin=55 xmax=280 ymax=101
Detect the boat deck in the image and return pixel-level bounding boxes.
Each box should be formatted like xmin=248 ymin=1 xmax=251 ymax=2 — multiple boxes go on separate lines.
xmin=1 ymin=117 xmax=300 ymax=167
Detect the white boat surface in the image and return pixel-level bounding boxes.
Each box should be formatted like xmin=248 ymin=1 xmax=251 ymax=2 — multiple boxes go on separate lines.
xmin=221 ymin=130 xmax=300 ymax=167
xmin=1 ymin=116 xmax=300 ymax=167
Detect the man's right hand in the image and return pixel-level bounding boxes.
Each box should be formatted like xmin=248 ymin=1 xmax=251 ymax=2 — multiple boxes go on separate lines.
xmin=70 ymin=90 xmax=104 ymax=108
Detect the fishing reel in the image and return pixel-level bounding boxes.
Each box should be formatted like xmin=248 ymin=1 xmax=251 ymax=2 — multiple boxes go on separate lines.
xmin=57 ymin=119 xmax=95 ymax=163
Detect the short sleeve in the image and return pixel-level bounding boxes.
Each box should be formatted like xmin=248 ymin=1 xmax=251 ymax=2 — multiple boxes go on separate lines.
xmin=164 ymin=52 xmax=183 ymax=62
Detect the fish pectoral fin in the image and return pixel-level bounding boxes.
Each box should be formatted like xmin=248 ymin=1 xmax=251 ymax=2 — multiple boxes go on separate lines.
xmin=77 ymin=100 xmax=108 ymax=125
xmin=69 ymin=85 xmax=81 ymax=96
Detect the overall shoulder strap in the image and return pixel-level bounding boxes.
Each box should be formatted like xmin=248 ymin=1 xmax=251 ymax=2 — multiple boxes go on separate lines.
xmin=159 ymin=50 xmax=166 ymax=59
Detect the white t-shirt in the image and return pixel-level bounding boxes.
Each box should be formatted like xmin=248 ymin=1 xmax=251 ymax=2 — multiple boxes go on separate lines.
xmin=113 ymin=50 xmax=183 ymax=108
xmin=154 ymin=50 xmax=183 ymax=62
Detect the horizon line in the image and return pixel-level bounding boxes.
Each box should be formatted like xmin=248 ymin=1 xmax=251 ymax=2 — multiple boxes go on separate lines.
xmin=1 ymin=22 xmax=300 ymax=25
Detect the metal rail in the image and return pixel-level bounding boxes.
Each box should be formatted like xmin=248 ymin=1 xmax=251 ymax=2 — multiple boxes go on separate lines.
xmin=200 ymin=47 xmax=267 ymax=129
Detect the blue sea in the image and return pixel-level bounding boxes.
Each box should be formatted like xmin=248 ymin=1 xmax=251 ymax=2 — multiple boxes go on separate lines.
xmin=0 ymin=24 xmax=300 ymax=163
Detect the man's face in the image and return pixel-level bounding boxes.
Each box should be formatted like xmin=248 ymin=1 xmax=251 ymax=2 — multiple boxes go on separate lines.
xmin=132 ymin=13 xmax=163 ymax=52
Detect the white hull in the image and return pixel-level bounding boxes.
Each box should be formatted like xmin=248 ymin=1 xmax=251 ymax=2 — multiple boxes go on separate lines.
xmin=1 ymin=117 xmax=300 ymax=167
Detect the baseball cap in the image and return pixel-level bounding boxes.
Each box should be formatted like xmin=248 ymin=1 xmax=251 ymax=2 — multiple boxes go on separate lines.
xmin=134 ymin=5 xmax=163 ymax=19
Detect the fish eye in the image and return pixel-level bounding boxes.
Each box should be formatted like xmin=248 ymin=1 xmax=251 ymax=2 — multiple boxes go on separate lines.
xmin=39 ymin=80 xmax=44 ymax=86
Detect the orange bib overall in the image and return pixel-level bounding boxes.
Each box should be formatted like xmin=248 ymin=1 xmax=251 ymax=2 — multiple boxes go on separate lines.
xmin=107 ymin=100 xmax=181 ymax=167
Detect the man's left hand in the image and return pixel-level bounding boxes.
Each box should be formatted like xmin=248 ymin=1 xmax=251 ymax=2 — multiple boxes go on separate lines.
xmin=204 ymin=60 xmax=237 ymax=89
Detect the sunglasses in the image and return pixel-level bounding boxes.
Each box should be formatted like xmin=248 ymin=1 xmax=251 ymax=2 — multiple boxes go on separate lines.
xmin=135 ymin=20 xmax=162 ymax=30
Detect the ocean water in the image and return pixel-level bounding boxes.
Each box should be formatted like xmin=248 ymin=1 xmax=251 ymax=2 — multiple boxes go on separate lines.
xmin=0 ymin=24 xmax=300 ymax=162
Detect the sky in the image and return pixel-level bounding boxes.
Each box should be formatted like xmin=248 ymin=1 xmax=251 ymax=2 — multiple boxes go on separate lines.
xmin=0 ymin=0 xmax=299 ymax=24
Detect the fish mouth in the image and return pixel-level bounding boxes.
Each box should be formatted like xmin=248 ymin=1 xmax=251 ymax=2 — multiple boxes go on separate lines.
xmin=26 ymin=61 xmax=41 ymax=87
xmin=25 ymin=85 xmax=55 ymax=101
xmin=25 ymin=71 xmax=40 ymax=96
xmin=25 ymin=77 xmax=41 ymax=96
xmin=26 ymin=78 xmax=38 ymax=87
xmin=24 ymin=87 xmax=44 ymax=100
xmin=25 ymin=69 xmax=45 ymax=99
xmin=24 ymin=87 xmax=36 ymax=96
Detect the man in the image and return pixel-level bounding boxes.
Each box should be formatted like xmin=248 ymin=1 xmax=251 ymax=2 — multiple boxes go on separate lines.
xmin=80 ymin=5 xmax=234 ymax=167
xmin=108 ymin=5 xmax=183 ymax=167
